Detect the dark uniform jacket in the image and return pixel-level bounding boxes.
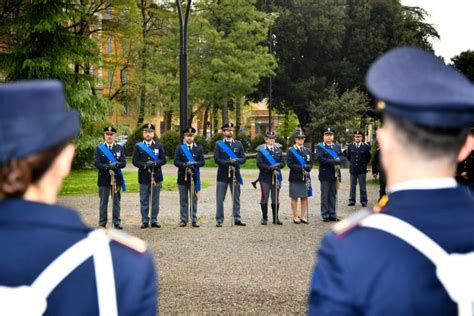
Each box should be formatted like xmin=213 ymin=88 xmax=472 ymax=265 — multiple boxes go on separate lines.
xmin=214 ymin=139 xmax=246 ymax=183
xmin=174 ymin=143 xmax=205 ymax=186
xmin=372 ymin=148 xmax=386 ymax=183
xmin=256 ymin=145 xmax=285 ymax=183
xmin=456 ymin=149 xmax=474 ymax=184
xmin=94 ymin=143 xmax=126 ymax=187
xmin=132 ymin=140 xmax=167 ymax=184
xmin=287 ymin=145 xmax=313 ymax=183
xmin=345 ymin=142 xmax=371 ymax=175
xmin=316 ymin=143 xmax=343 ymax=182
xmin=0 ymin=199 xmax=157 ymax=316
xmin=309 ymin=186 xmax=474 ymax=315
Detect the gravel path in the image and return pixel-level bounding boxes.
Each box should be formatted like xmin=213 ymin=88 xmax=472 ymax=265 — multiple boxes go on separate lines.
xmin=59 ymin=165 xmax=380 ymax=315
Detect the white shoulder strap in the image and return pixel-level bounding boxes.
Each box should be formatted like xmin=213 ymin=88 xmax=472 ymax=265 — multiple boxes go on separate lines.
xmin=0 ymin=230 xmax=118 ymax=316
xmin=360 ymin=213 xmax=474 ymax=316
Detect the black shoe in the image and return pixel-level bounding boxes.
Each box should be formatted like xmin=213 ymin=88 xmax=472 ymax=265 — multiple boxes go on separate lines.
xmin=251 ymin=180 xmax=258 ymax=189
xmin=234 ymin=221 xmax=246 ymax=226
xmin=260 ymin=203 xmax=268 ymax=225
xmin=113 ymin=224 xmax=123 ymax=230
xmin=331 ymin=218 xmax=341 ymax=222
xmin=261 ymin=218 xmax=268 ymax=225
xmin=192 ymin=222 xmax=200 ymax=228
xmin=179 ymin=221 xmax=187 ymax=227
xmin=361 ymin=203 xmax=367 ymax=207
xmin=323 ymin=219 xmax=331 ymax=222
xmin=293 ymin=218 xmax=301 ymax=224
xmin=348 ymin=202 xmax=355 ymax=206
xmin=216 ymin=223 xmax=223 ymax=227
xmin=98 ymin=224 xmax=106 ymax=229
xmin=151 ymin=223 xmax=161 ymax=228
xmin=300 ymin=218 xmax=308 ymax=224
xmin=271 ymin=204 xmax=283 ymax=225
xmin=140 ymin=223 xmax=149 ymax=229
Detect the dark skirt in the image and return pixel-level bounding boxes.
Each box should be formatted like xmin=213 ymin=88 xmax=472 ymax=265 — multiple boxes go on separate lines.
xmin=289 ymin=182 xmax=308 ymax=198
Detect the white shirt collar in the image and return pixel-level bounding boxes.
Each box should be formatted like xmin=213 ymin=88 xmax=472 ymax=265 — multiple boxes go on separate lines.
xmin=389 ymin=177 xmax=457 ymax=194
xmin=103 ymin=142 xmax=115 ymax=147
xmin=143 ymin=140 xmax=155 ymax=145
xmin=224 ymin=138 xmax=234 ymax=143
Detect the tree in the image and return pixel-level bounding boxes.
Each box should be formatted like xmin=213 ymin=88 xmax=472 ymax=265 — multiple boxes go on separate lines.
xmin=451 ymin=50 xmax=474 ymax=82
xmin=306 ymin=84 xmax=369 ymax=144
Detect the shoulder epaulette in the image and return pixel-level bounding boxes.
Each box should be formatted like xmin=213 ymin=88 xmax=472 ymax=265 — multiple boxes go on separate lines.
xmin=105 ymin=229 xmax=148 ymax=254
xmin=333 ymin=208 xmax=372 ymax=235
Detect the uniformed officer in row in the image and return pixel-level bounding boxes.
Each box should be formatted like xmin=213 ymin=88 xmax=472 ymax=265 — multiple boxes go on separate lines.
xmin=309 ymin=47 xmax=474 ymax=315
xmin=0 ymin=80 xmax=157 ymax=315
xmin=287 ymin=129 xmax=312 ymax=224
xmin=174 ymin=127 xmax=205 ymax=227
xmin=315 ymin=128 xmax=343 ymax=222
xmin=345 ymin=130 xmax=371 ymax=207
xmin=256 ymin=131 xmax=285 ymax=225
xmin=455 ymin=146 xmax=474 ymax=194
xmin=94 ymin=126 xmax=126 ymax=229
xmin=132 ymin=123 xmax=167 ymax=228
xmin=214 ymin=122 xmax=247 ymax=227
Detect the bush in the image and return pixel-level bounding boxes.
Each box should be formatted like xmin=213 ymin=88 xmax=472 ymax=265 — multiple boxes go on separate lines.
xmin=194 ymin=134 xmax=211 ymax=154
xmin=72 ymin=119 xmax=110 ymax=169
xmin=276 ymin=135 xmax=288 ymax=152
xmin=250 ymin=134 xmax=265 ymax=152
xmin=160 ymin=130 xmax=181 ymax=158
xmin=236 ymin=133 xmax=251 ymax=150
xmin=210 ymin=132 xmax=223 ymax=150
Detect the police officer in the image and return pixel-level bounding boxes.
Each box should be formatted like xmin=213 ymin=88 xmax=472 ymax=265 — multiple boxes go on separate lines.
xmin=174 ymin=127 xmax=205 ymax=227
xmin=287 ymin=129 xmax=312 ymax=224
xmin=0 ymin=80 xmax=157 ymax=315
xmin=315 ymin=128 xmax=343 ymax=222
xmin=345 ymin=130 xmax=371 ymax=207
xmin=256 ymin=131 xmax=285 ymax=225
xmin=455 ymin=147 xmax=474 ymax=194
xmin=94 ymin=126 xmax=126 ymax=229
xmin=132 ymin=123 xmax=167 ymax=228
xmin=214 ymin=122 xmax=246 ymax=227
xmin=309 ymin=47 xmax=474 ymax=315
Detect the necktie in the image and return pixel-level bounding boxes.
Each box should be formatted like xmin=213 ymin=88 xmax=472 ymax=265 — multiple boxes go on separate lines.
xmin=188 ymin=145 xmax=192 ymax=151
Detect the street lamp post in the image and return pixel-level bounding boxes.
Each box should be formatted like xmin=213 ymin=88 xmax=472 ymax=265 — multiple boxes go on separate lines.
xmin=176 ymin=0 xmax=192 ymax=134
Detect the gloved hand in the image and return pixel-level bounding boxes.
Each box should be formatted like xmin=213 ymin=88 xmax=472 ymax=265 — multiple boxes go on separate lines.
xmin=145 ymin=161 xmax=156 ymax=169
xmin=184 ymin=161 xmax=197 ymax=167
xmin=271 ymin=164 xmax=280 ymax=171
xmin=229 ymin=158 xmax=237 ymax=166
xmin=108 ymin=162 xmax=118 ymax=169
xmin=304 ymin=164 xmax=312 ymax=171
xmin=334 ymin=157 xmax=341 ymax=165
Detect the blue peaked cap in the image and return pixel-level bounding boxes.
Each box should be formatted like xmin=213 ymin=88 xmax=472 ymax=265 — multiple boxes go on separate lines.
xmin=0 ymin=80 xmax=80 ymax=163
xmin=366 ymin=46 xmax=474 ymax=128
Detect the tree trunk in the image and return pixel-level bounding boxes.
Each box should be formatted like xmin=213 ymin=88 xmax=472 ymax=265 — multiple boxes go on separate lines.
xmin=203 ymin=103 xmax=210 ymax=137
xmin=235 ymin=97 xmax=242 ymax=138
xmin=136 ymin=0 xmax=148 ymax=127
xmin=164 ymin=110 xmax=173 ymax=131
xmin=221 ymin=101 xmax=229 ymax=126
xmin=213 ymin=103 xmax=219 ymax=134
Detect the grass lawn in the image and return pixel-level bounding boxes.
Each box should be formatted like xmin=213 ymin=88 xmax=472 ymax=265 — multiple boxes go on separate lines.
xmin=60 ymin=169 xmax=209 ymax=196
xmin=127 ymin=157 xmax=258 ymax=169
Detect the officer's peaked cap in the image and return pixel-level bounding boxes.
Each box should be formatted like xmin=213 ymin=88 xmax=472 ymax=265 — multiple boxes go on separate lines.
xmin=104 ymin=126 xmax=117 ymax=133
xmin=366 ymin=46 xmax=474 ymax=128
xmin=221 ymin=122 xmax=235 ymax=130
xmin=142 ymin=123 xmax=155 ymax=131
xmin=183 ymin=126 xmax=196 ymax=134
xmin=0 ymin=80 xmax=80 ymax=163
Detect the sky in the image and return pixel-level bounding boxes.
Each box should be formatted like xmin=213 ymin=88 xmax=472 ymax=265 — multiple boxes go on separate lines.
xmin=401 ymin=0 xmax=474 ymax=62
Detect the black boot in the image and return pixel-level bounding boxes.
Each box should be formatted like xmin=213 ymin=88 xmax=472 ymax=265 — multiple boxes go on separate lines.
xmin=260 ymin=203 xmax=268 ymax=225
xmin=272 ymin=203 xmax=283 ymax=225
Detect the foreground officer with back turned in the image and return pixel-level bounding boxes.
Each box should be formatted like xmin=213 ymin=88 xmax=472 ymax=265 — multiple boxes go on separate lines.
xmin=132 ymin=123 xmax=167 ymax=228
xmin=256 ymin=131 xmax=285 ymax=225
xmin=0 ymin=80 xmax=157 ymax=315
xmin=94 ymin=126 xmax=126 ymax=229
xmin=309 ymin=47 xmax=474 ymax=316
xmin=214 ymin=122 xmax=246 ymax=227
xmin=174 ymin=127 xmax=205 ymax=227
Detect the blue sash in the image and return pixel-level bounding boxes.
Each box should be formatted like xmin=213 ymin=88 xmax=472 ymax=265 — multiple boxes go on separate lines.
xmin=216 ymin=140 xmax=243 ymax=185
xmin=181 ymin=144 xmax=201 ymax=192
xmin=98 ymin=144 xmax=126 ymax=192
xmin=289 ymin=147 xmax=312 ymax=197
xmin=137 ymin=142 xmax=159 ymax=161
xmin=258 ymin=148 xmax=282 ymax=186
xmin=318 ymin=143 xmax=339 ymax=158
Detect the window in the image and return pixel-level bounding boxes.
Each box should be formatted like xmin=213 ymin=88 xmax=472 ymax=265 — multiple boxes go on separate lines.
xmin=106 ymin=36 xmax=113 ymax=54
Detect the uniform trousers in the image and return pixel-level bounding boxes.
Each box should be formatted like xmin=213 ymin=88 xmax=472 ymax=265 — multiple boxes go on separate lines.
xmin=260 ymin=181 xmax=280 ymax=204
xmin=98 ymin=186 xmax=121 ymax=226
xmin=320 ymin=180 xmax=337 ymax=220
xmin=178 ymin=184 xmax=198 ymax=223
xmin=349 ymin=173 xmax=368 ymax=204
xmin=216 ymin=180 xmax=241 ymax=224
xmin=139 ymin=182 xmax=162 ymax=224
